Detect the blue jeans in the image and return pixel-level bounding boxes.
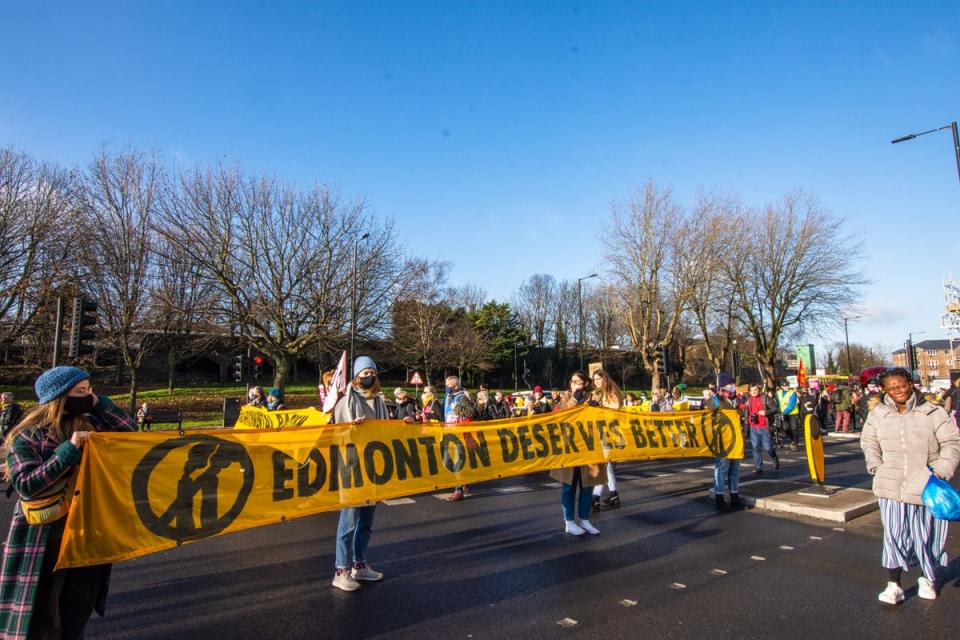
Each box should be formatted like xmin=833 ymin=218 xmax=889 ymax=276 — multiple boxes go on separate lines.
xmin=713 ymin=458 xmax=741 ymax=494
xmin=561 ymin=468 xmax=594 ymax=521
xmin=335 ymin=505 xmax=376 ymax=568
xmin=749 ymin=428 xmax=778 ymax=470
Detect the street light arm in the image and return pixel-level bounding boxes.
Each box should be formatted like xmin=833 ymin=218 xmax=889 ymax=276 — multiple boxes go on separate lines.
xmin=891 ymin=124 xmax=952 ymax=144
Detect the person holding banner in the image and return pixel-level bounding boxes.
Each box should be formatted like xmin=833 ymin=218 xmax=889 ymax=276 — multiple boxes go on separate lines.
xmin=591 ymin=369 xmax=623 ymax=510
xmin=420 ymin=386 xmax=444 ymax=423
xmin=550 ymin=370 xmax=606 ymax=536
xmin=0 ymin=366 xmax=135 ymax=640
xmin=861 ymin=367 xmax=960 ymax=604
xmin=331 ymin=356 xmax=390 ymax=592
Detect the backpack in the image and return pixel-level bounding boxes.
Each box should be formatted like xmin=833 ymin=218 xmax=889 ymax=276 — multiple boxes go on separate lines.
xmin=829 ymin=390 xmax=842 ymax=404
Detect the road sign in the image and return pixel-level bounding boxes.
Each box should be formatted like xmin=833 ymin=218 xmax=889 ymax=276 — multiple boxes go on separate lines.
xmin=409 ymin=371 xmax=424 ymax=386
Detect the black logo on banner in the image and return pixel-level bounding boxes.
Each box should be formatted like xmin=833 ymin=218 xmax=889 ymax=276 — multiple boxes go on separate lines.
xmin=132 ymin=435 xmax=254 ymax=542
xmin=700 ymin=411 xmax=737 ymax=458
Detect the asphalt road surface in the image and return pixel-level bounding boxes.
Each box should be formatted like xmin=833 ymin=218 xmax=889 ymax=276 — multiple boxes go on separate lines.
xmin=1 ymin=434 xmax=957 ymax=640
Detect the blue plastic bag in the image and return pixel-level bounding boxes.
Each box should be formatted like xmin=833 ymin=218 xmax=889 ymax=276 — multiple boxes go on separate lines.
xmin=921 ymin=473 xmax=960 ymax=521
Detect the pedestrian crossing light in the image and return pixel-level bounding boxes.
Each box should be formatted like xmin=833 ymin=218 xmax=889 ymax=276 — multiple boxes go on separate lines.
xmin=68 ymin=297 xmax=97 ymax=359
xmin=654 ymin=346 xmax=667 ymax=376
xmin=253 ymin=355 xmax=264 ymax=380
xmin=233 ymin=354 xmax=243 ymax=383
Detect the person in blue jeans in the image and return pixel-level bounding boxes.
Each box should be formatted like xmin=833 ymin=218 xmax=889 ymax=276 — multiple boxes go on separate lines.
xmin=331 ymin=355 xmax=394 ymax=592
xmin=548 ymin=370 xmax=606 ymax=535
xmin=744 ymin=384 xmax=779 ymax=473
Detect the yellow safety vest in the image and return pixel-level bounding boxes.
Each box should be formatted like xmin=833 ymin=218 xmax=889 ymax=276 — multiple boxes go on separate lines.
xmin=777 ymin=389 xmax=799 ymax=415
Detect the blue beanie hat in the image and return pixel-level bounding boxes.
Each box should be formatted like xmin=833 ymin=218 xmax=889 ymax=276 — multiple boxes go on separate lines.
xmin=35 ymin=366 xmax=90 ymax=404
xmin=353 ymin=356 xmax=377 ymax=378
xmin=268 ymin=387 xmax=284 ymax=400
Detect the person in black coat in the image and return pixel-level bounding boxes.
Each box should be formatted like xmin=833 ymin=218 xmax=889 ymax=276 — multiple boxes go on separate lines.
xmin=393 ymin=388 xmax=420 ymax=421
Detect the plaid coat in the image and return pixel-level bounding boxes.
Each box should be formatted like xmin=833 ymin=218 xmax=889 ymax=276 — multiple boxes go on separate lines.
xmin=0 ymin=396 xmax=134 ymax=640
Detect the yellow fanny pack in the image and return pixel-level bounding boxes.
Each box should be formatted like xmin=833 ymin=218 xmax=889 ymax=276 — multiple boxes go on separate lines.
xmin=20 ymin=476 xmax=75 ymax=526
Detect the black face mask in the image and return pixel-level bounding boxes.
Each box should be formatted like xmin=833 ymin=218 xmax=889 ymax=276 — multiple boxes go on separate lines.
xmin=64 ymin=394 xmax=96 ymax=416
xmin=358 ymin=375 xmax=376 ymax=389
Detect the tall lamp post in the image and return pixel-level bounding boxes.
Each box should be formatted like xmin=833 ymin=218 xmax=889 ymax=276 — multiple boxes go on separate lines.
xmin=891 ymin=121 xmax=960 ymax=186
xmin=843 ymin=316 xmax=861 ymax=375
xmin=350 ymin=232 xmax=370 ymax=371
xmin=577 ymin=273 xmax=598 ymax=369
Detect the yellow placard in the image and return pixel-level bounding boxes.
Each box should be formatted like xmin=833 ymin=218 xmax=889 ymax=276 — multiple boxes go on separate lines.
xmin=234 ymin=405 xmax=331 ymax=429
xmin=804 ymin=414 xmax=825 ymax=482
xmin=56 ymin=406 xmax=743 ymax=569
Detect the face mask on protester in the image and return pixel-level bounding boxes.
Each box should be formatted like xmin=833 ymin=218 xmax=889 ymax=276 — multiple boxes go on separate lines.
xmin=445 ymin=386 xmax=455 ymax=395
xmin=359 ymin=375 xmax=376 ymax=389
xmin=64 ymin=394 xmax=96 ymax=416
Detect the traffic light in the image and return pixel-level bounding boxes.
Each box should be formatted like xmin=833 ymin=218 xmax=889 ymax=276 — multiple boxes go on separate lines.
xmin=253 ymin=355 xmax=264 ymax=380
xmin=654 ymin=346 xmax=667 ymax=376
xmin=68 ymin=297 xmax=97 ymax=358
xmin=233 ymin=354 xmax=243 ymax=383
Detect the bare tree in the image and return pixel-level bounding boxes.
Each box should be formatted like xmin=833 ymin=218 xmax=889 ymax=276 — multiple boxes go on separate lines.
xmin=685 ymin=192 xmax=742 ymax=385
xmin=449 ymin=283 xmax=488 ymax=313
xmin=159 ymin=164 xmax=406 ymax=388
xmin=0 ymin=149 xmax=76 ymax=359
xmin=513 ymin=274 xmax=558 ymax=347
xmin=389 ymin=258 xmax=454 ymax=386
xmin=722 ymin=192 xmax=864 ymax=386
xmin=604 ymin=180 xmax=696 ymax=389
xmin=79 ymin=148 xmax=164 ymax=415
xmin=584 ymin=283 xmax=624 ymax=364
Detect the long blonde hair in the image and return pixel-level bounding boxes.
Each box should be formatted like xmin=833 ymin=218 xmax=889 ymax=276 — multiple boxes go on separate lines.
xmin=592 ymin=369 xmax=623 ymax=408
xmin=5 ymin=396 xmax=91 ymax=449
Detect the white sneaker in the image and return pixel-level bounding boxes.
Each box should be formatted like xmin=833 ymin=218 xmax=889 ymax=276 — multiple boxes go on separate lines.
xmin=917 ymin=576 xmax=937 ymax=600
xmin=878 ymin=581 xmax=904 ymax=605
xmin=351 ymin=562 xmax=384 ymax=582
xmin=332 ymin=569 xmax=362 ymax=591
xmin=565 ymin=520 xmax=585 ymax=536
xmin=579 ymin=519 xmax=600 ymax=535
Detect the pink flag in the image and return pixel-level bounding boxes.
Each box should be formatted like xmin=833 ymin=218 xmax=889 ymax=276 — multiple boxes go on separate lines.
xmin=322 ymin=351 xmax=348 ymax=413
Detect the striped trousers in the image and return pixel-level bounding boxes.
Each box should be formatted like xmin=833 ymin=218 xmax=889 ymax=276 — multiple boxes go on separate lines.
xmin=879 ymin=498 xmax=949 ymax=579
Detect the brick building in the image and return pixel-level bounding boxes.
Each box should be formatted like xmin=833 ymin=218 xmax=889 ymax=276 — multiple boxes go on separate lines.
xmin=891 ymin=339 xmax=960 ymax=386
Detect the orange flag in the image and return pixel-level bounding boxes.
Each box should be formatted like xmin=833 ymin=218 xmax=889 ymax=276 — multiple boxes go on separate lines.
xmin=797 ymin=358 xmax=807 ymax=388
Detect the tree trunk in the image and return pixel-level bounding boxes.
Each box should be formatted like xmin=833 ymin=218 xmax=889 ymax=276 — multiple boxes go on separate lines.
xmin=167 ymin=349 xmax=177 ymax=395
xmin=273 ymin=353 xmax=294 ymax=389
xmin=128 ymin=368 xmax=139 ymax=417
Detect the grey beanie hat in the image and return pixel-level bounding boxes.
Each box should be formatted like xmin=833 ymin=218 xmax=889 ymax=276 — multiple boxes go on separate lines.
xmin=35 ymin=366 xmax=90 ymax=404
xmin=353 ymin=355 xmax=378 ymax=378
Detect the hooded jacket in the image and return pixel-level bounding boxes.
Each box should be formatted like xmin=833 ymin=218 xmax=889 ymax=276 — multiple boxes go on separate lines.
xmin=861 ymin=392 xmax=960 ymax=506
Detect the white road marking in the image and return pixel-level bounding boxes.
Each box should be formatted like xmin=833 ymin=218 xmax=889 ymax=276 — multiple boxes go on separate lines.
xmin=711 ymin=569 xmax=728 ymax=576
xmin=700 ymin=465 xmax=716 ymax=469
xmin=382 ymin=498 xmax=415 ymax=505
xmin=682 ymin=468 xmax=703 ymax=473
xmin=654 ymin=473 xmax=675 ymax=477
xmin=832 ymin=527 xmax=845 ymax=532
xmin=494 ymin=486 xmax=533 ymax=494
xmin=809 ymin=536 xmax=823 ymax=540
xmin=750 ymin=556 xmax=766 ymax=561
xmin=541 ymin=482 xmax=563 ymax=488
xmin=671 ymin=583 xmax=687 ymax=590
xmin=779 ymin=545 xmax=795 ymax=550
xmin=556 ymin=618 xmax=578 ymax=628
xmin=619 ymin=599 xmax=638 ymax=607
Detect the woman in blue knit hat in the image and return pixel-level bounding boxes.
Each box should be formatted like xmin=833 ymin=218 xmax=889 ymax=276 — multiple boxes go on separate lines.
xmin=0 ymin=366 xmax=135 ymax=639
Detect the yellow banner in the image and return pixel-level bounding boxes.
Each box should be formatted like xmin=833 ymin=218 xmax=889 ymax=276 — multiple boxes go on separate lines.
xmin=235 ymin=405 xmax=331 ymax=429
xmin=56 ymin=406 xmax=742 ymax=569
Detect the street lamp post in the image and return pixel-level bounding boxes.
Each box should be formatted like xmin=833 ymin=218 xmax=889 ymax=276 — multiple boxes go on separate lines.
xmin=350 ymin=232 xmax=370 ymax=372
xmin=843 ymin=316 xmax=861 ymax=375
xmin=891 ymin=121 xmax=960 ymax=186
xmin=577 ymin=273 xmax=598 ymax=369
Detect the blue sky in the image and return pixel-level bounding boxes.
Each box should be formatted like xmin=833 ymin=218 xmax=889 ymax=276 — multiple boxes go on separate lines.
xmin=2 ymin=1 xmax=958 ymax=360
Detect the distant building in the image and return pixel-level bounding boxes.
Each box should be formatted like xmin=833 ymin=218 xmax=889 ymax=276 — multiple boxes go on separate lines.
xmin=892 ymin=339 xmax=960 ymax=387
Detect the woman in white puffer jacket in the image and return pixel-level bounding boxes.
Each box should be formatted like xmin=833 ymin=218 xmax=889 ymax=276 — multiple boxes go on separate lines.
xmin=861 ymin=367 xmax=960 ymax=605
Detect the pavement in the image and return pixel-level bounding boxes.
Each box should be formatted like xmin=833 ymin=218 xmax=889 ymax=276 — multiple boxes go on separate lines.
xmin=1 ymin=432 xmax=957 ymax=639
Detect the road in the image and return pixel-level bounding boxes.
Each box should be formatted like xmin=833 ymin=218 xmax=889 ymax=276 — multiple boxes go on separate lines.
xmin=1 ymin=435 xmax=957 ymax=639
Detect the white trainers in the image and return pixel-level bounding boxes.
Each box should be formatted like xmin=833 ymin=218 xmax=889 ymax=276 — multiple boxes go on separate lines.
xmin=564 ymin=520 xmax=585 ymax=536
xmin=579 ymin=519 xmax=600 ymax=535
xmin=351 ymin=562 xmax=384 ymax=582
xmin=878 ymin=581 xmax=905 ymax=605
xmin=332 ymin=569 xmax=362 ymax=592
xmin=917 ymin=576 xmax=937 ymax=600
